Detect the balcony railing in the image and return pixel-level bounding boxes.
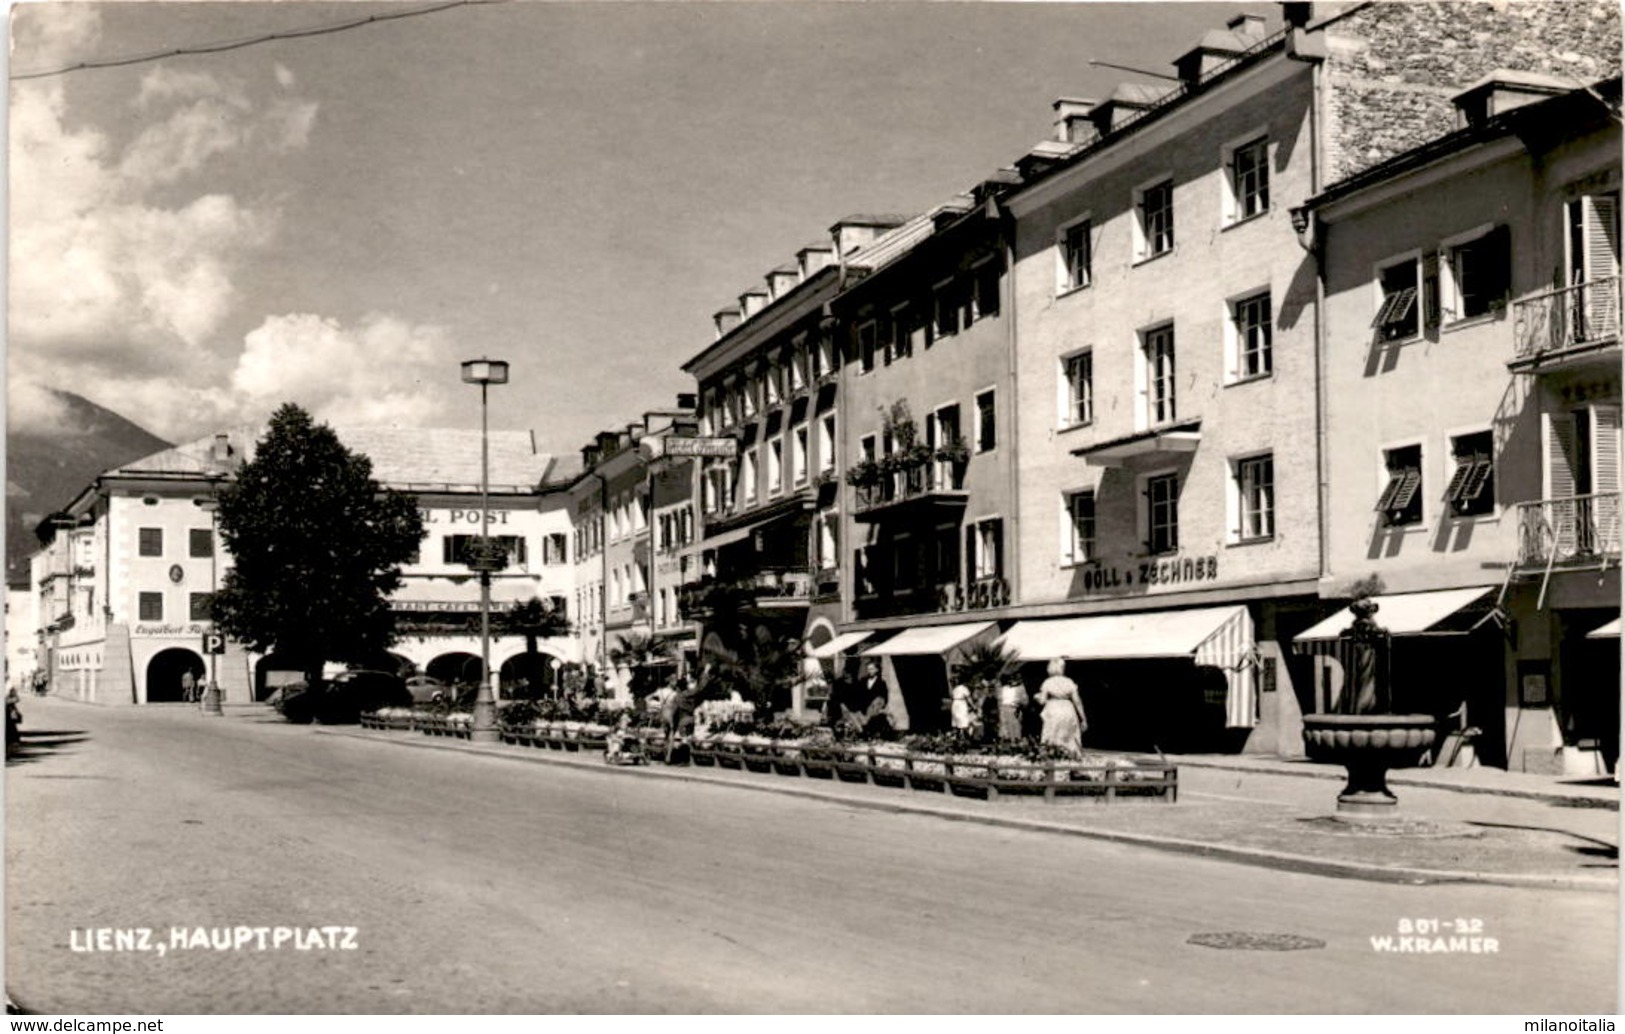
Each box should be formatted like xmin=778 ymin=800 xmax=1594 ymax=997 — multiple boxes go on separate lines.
xmin=1515 ymin=492 xmax=1621 ymax=567
xmin=853 ymin=459 xmax=967 ymax=515
xmin=750 ymin=567 xmax=818 ymax=602
xmin=1512 ymin=276 xmax=1621 ymax=364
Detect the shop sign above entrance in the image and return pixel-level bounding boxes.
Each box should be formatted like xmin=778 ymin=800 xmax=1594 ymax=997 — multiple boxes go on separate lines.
xmin=1077 ymin=554 xmax=1220 ymax=595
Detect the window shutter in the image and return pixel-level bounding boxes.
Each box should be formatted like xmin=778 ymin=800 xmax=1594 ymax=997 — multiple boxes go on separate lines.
xmin=1459 ymin=458 xmax=1494 ymax=505
xmin=1584 ymin=195 xmax=1621 ymax=283
xmin=1484 ymin=225 xmax=1511 ymax=305
xmin=1546 ymin=411 xmax=1579 ymax=501
xmin=1375 ymin=473 xmax=1405 ymax=513
xmin=1422 ymin=253 xmax=1441 ymax=328
xmin=1443 ymin=459 xmax=1474 ymax=507
xmin=1061 ymin=497 xmax=1074 ymax=564
xmin=1387 ymin=469 xmax=1422 ymax=514
xmin=992 ymin=519 xmax=1005 ymax=578
xmin=1591 ymin=404 xmax=1621 ymax=497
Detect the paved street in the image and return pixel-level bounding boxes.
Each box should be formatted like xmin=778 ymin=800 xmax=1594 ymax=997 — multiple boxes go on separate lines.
xmin=7 ymin=697 xmax=1617 ymax=1014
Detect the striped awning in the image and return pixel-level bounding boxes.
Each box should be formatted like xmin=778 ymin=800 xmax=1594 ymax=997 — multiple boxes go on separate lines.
xmin=808 ymin=631 xmax=873 ymax=658
xmin=995 ymin=605 xmax=1257 ymax=728
xmin=1293 ymin=587 xmax=1497 ymax=642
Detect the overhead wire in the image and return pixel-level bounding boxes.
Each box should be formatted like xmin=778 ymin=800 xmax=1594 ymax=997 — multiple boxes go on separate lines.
xmin=10 ymin=0 xmax=496 ymax=82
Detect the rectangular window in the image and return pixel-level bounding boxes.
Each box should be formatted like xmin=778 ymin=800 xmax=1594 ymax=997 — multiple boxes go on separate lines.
xmin=972 ymin=260 xmax=1001 ymax=320
xmin=1063 ymin=351 xmax=1094 ymax=427
xmin=1234 ymin=454 xmax=1275 ymax=541
xmin=1445 ymin=431 xmax=1495 ymax=517
xmin=858 ymin=321 xmax=878 ymax=374
xmin=1060 ymin=219 xmax=1092 ymax=291
xmin=1066 ymin=491 xmax=1096 ymax=565
xmin=139 ymin=592 xmax=163 ymax=621
xmin=742 ymin=375 xmax=759 ymax=418
xmin=1144 ymin=325 xmax=1177 ymax=425
xmin=970 ymin=518 xmax=1005 ymax=580
xmin=765 ymin=363 xmax=782 ymax=406
xmin=1377 ymin=444 xmax=1424 ymax=527
xmin=817 ymin=510 xmax=839 ymax=570
xmin=903 ymin=303 xmax=929 ymax=355
xmin=927 ymin=405 xmax=962 ymax=490
xmin=1374 ymin=258 xmax=1420 ymax=340
xmin=189 ymin=592 xmax=211 ymax=622
xmin=792 ymin=425 xmax=809 ymax=486
xmin=1146 ymin=473 xmax=1180 ymax=554
xmin=138 ymin=527 xmax=163 ymax=557
xmin=1138 ymin=181 xmax=1174 ymax=259
xmin=934 ymin=281 xmax=960 ymax=339
xmin=819 ymin=414 xmax=837 ymax=473
xmin=543 ymin=532 xmax=568 ymax=564
xmin=1231 ymin=292 xmax=1273 ymax=381
xmin=1229 ymin=137 xmax=1270 ymax=221
xmin=189 ymin=528 xmax=213 ymax=558
xmin=769 ymin=439 xmax=784 ymax=494
xmin=818 ymin=336 xmax=838 ymax=380
xmin=975 ymin=390 xmax=996 ymax=453
xmin=790 ymin=345 xmax=808 ymax=392
xmin=742 ymin=448 xmax=759 ymax=504
xmin=882 ymin=306 xmax=904 ymax=363
xmin=1446 ymin=226 xmax=1511 ymax=320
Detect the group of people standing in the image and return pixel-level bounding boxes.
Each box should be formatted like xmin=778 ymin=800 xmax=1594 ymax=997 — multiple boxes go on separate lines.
xmin=950 ymin=659 xmax=1088 ymax=756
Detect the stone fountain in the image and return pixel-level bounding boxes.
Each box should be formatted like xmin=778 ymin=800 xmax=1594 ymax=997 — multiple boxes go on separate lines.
xmin=1301 ymin=597 xmax=1437 ymax=819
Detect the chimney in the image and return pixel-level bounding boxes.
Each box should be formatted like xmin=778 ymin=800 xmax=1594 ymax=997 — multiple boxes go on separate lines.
xmin=1052 ymin=97 xmax=1098 ymax=143
xmin=1451 ymin=70 xmax=1571 ymax=129
xmin=209 ymin=433 xmax=233 ymax=468
xmin=1227 ymin=13 xmax=1267 ymax=39
xmin=829 ymin=216 xmax=905 ymax=263
xmin=797 ymin=242 xmax=835 ymax=279
xmin=713 ymin=307 xmax=742 ymax=339
xmin=1280 ymin=2 xmax=1312 ymax=29
xmin=739 ymin=286 xmax=770 ymax=319
xmin=767 ymin=264 xmax=800 ymax=300
xmin=596 ymin=430 xmax=620 ymax=456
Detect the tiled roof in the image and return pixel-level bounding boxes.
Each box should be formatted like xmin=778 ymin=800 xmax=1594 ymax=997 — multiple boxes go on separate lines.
xmin=843 ymin=196 xmax=979 ymax=272
xmin=107 ymin=425 xmax=569 ymax=492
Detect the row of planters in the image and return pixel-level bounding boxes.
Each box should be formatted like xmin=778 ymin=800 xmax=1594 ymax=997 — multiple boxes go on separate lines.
xmin=360 ymin=703 xmax=1177 ymax=804
xmin=688 ymin=722 xmax=1177 ymax=804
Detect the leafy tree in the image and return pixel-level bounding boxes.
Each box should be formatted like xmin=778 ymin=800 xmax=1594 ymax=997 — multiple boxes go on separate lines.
xmin=210 ymin=404 xmax=425 ymax=688
xmin=609 ymin=630 xmax=673 ymax=700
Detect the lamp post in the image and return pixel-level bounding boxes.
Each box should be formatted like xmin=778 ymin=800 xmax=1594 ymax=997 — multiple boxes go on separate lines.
xmin=196 ymin=486 xmax=224 ymax=716
xmin=461 ymin=357 xmax=509 ymax=743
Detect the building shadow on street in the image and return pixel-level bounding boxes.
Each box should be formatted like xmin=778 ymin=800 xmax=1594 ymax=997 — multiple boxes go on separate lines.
xmin=5 ymin=729 xmax=91 ymax=767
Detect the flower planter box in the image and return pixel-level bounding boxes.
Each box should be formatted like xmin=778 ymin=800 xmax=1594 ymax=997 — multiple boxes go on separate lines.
xmin=740 ymin=735 xmax=777 ymax=773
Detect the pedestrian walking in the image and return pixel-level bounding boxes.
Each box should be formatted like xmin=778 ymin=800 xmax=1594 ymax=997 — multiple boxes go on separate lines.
xmin=1035 ymin=659 xmax=1085 ymax=757
xmin=180 ymin=669 xmax=197 ymax=703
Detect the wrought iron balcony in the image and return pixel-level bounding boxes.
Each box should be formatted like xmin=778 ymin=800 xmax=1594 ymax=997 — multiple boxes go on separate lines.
xmin=1515 ymin=492 xmax=1620 ymax=567
xmin=1511 ymin=277 xmax=1621 ymax=368
xmin=852 ymin=459 xmax=968 ymax=521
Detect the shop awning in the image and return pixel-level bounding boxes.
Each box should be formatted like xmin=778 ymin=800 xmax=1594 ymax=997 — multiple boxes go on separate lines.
xmin=1293 ymin=586 xmax=1498 ymax=643
xmin=1586 ymin=616 xmax=1621 ymax=639
xmin=861 ymin=621 xmax=997 ymax=657
xmin=996 ymin=605 xmax=1257 ymax=729
xmin=808 ymin=631 xmax=873 ymax=658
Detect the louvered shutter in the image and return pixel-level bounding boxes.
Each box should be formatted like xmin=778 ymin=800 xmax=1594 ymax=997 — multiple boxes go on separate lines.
xmin=1591 ymin=405 xmax=1621 ymax=557
xmin=1584 ymin=196 xmax=1620 ymax=340
xmin=1547 ymin=412 xmax=1580 ymax=556
xmin=1443 ymin=460 xmax=1474 ymax=510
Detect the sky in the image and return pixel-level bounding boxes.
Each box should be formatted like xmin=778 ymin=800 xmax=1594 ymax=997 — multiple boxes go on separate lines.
xmin=8 ymin=0 xmax=1279 ymax=458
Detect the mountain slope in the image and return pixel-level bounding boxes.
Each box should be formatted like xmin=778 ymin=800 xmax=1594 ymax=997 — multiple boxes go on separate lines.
xmin=7 ymin=390 xmax=171 ymax=585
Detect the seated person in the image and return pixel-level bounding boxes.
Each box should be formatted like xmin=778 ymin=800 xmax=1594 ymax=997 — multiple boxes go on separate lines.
xmin=838 ymin=661 xmax=893 ymax=737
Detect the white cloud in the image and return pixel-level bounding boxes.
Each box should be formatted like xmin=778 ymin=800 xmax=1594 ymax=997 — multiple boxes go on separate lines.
xmin=5 ymin=379 xmax=79 ymax=437
xmin=231 ymin=313 xmax=458 ymax=429
xmin=274 ymin=63 xmax=297 ymax=89
xmin=7 ymin=31 xmax=321 ymax=441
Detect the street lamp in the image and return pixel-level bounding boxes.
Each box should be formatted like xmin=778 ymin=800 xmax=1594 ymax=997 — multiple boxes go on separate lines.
xmin=461 ymin=356 xmax=510 ymax=743
xmin=196 ymin=479 xmax=225 ymax=716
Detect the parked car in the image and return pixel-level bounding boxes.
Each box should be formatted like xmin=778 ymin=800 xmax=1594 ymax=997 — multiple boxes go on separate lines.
xmin=404 ymin=675 xmax=447 ymax=704
xmin=319 ymin=670 xmax=412 ymax=724
xmin=274 ymin=671 xmax=410 ymax=725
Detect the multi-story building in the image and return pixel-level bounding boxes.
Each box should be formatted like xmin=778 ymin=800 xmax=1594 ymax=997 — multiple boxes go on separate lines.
xmin=569 ymin=401 xmax=697 ymax=701
xmin=680 ymin=220 xmax=902 ymax=714
xmin=30 ymin=426 xmax=582 ymax=704
xmin=989 ymin=0 xmax=1617 ymax=758
xmin=829 ymin=191 xmax=1020 ymax=730
xmin=1298 ymin=74 xmax=1621 ymax=773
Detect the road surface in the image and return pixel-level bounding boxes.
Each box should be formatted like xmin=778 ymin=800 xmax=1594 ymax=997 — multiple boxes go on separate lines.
xmin=6 ymin=698 xmax=1615 ymax=1013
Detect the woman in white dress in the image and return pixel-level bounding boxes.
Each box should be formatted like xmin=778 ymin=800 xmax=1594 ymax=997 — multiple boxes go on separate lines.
xmin=1035 ymin=659 xmax=1085 ymax=756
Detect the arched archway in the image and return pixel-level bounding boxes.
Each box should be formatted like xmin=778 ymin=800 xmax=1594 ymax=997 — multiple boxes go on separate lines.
xmin=427 ymin=652 xmax=483 ymax=687
xmin=147 ymin=648 xmax=205 ymax=703
xmin=499 ymin=651 xmax=559 ymax=698
xmin=353 ymin=651 xmax=415 ymax=677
